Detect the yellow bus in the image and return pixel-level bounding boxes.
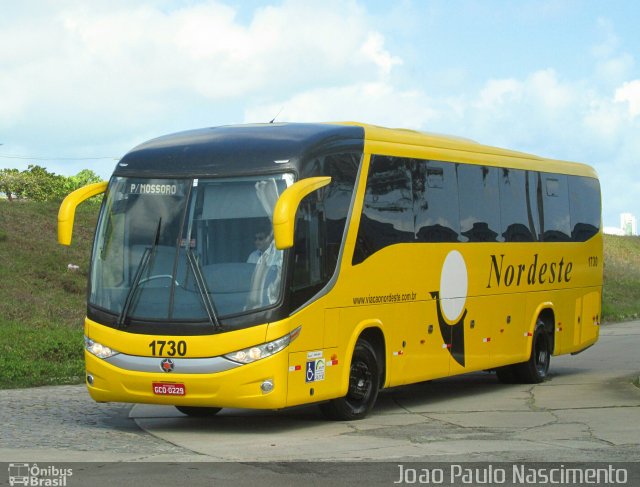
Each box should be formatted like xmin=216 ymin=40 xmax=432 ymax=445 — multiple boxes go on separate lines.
xmin=59 ymin=122 xmax=602 ymax=420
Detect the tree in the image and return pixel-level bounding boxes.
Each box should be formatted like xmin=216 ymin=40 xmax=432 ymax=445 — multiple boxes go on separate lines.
xmin=22 ymin=165 xmax=67 ymax=201
xmin=0 ymin=166 xmax=102 ymax=202
xmin=0 ymin=168 xmax=27 ymax=201
xmin=65 ymin=169 xmax=102 ymax=192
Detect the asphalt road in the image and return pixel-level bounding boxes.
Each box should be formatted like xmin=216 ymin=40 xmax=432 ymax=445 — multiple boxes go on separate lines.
xmin=1 ymin=320 xmax=639 ymax=486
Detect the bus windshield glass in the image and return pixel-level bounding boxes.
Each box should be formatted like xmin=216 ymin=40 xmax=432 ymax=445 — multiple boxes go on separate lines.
xmin=90 ymin=174 xmax=293 ymax=326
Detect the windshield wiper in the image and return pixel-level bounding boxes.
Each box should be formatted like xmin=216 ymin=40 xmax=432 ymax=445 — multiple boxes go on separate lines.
xmin=186 ymin=248 xmax=222 ymax=332
xmin=117 ymin=218 xmax=162 ymax=329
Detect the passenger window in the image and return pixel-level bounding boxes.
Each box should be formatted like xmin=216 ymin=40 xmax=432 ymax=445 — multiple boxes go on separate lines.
xmin=414 ymin=160 xmax=460 ymax=242
xmin=541 ymin=173 xmax=571 ymax=241
xmin=546 ymin=178 xmax=560 ymax=196
xmin=458 ymin=165 xmax=501 ymax=242
xmin=499 ymin=168 xmax=536 ymax=242
xmin=527 ymin=171 xmax=543 ymax=241
xmin=569 ymin=176 xmax=601 ymax=241
xmin=352 ymin=156 xmax=413 ymax=264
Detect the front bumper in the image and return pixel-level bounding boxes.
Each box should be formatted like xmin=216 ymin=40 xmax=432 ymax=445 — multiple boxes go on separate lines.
xmin=84 ymin=349 xmax=289 ymax=409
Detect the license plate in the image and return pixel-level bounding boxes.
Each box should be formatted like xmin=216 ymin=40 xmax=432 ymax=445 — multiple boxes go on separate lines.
xmin=152 ymin=382 xmax=186 ymax=396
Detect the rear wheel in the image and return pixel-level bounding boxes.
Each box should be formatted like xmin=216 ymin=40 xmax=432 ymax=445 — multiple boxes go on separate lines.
xmin=320 ymin=339 xmax=380 ymax=420
xmin=495 ymin=321 xmax=551 ymax=384
xmin=515 ymin=322 xmax=551 ymax=383
xmin=175 ymin=406 xmax=222 ymax=417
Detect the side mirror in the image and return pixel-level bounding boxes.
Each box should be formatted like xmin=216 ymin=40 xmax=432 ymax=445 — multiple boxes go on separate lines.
xmin=58 ymin=181 xmax=108 ymax=245
xmin=273 ymin=176 xmax=331 ymax=249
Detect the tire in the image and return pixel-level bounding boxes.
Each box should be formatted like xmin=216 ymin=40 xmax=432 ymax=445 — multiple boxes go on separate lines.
xmin=320 ymin=339 xmax=380 ymax=421
xmin=514 ymin=321 xmax=551 ymax=383
xmin=495 ymin=321 xmax=551 ymax=384
xmin=175 ymin=406 xmax=222 ymax=417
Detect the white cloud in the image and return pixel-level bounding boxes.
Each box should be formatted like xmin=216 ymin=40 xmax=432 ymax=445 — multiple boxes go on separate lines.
xmin=596 ymin=53 xmax=635 ymax=84
xmin=359 ymin=32 xmax=402 ymax=77
xmin=615 ymin=80 xmax=640 ymax=118
xmin=1 ymin=1 xmax=638 ymax=228
xmin=0 ymin=0 xmax=394 ymax=134
xmin=591 ymin=18 xmax=620 ymax=59
xmin=244 ymin=82 xmax=437 ymax=129
xmin=260 ymin=61 xmax=638 ymax=228
xmin=0 ymin=0 xmax=407 ymax=183
xmin=592 ymin=17 xmax=635 ymax=85
xmin=526 ymin=69 xmax=576 ymax=112
xmin=476 ymin=79 xmax=522 ymax=108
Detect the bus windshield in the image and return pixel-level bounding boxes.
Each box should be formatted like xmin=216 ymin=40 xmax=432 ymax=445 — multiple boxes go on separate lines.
xmin=90 ymin=174 xmax=293 ymax=327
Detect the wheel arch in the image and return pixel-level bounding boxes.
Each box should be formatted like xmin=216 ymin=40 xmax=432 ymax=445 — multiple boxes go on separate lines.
xmin=344 ymin=320 xmax=387 ymax=391
xmin=529 ymin=303 xmax=556 ymax=354
xmin=358 ymin=326 xmax=387 ymax=389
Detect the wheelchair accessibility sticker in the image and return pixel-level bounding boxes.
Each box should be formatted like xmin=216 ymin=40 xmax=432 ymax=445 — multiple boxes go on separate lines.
xmin=306 ymin=358 xmax=325 ymax=383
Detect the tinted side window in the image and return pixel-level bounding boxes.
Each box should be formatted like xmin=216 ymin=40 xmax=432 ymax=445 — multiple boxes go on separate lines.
xmin=569 ymin=176 xmax=601 ymax=241
xmin=292 ymin=192 xmax=325 ymax=291
xmin=458 ymin=165 xmax=500 ymax=242
xmin=541 ymin=173 xmax=571 ymax=241
xmin=528 ymin=171 xmax=542 ymax=241
xmin=291 ymin=152 xmax=359 ymax=308
xmin=414 ymin=160 xmax=461 ymax=242
xmin=499 ymin=168 xmax=536 ymax=242
xmin=323 ymin=153 xmax=360 ymax=271
xmin=352 ymin=156 xmax=413 ymax=265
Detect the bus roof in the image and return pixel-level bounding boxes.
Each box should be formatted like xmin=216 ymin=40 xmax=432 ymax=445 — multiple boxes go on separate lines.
xmin=114 ymin=123 xmax=364 ymax=178
xmin=114 ymin=122 xmax=598 ymax=180
xmin=341 ymin=122 xmax=598 ymax=179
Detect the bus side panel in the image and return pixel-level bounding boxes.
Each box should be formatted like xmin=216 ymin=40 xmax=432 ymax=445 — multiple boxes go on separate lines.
xmin=551 ymin=290 xmax=576 ymax=355
xmin=478 ymin=293 xmax=529 ymax=370
xmin=285 ymin=300 xmax=345 ymax=406
xmin=324 ymin=308 xmax=340 ymax=348
xmin=398 ymin=301 xmax=451 ymax=385
xmin=526 ymin=288 xmax=600 ymax=356
xmin=458 ymin=295 xmax=492 ymax=372
xmin=580 ymin=290 xmax=601 ymax=347
xmin=286 ymin=347 xmax=340 ymax=406
xmin=572 ymin=296 xmax=583 ymax=351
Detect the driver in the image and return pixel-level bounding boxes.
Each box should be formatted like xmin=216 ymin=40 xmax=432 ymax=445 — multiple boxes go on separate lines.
xmin=247 ymin=230 xmax=272 ymax=264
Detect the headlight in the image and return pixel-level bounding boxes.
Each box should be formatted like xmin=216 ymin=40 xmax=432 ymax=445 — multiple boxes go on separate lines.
xmin=84 ymin=336 xmax=120 ymax=359
xmin=224 ymin=326 xmax=301 ymax=364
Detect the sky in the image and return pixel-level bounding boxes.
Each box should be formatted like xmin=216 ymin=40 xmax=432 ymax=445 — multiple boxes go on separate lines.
xmin=1 ymin=0 xmax=639 ymax=230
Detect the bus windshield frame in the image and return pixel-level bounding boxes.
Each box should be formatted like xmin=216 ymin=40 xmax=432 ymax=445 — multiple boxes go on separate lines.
xmin=89 ymin=173 xmax=294 ymax=333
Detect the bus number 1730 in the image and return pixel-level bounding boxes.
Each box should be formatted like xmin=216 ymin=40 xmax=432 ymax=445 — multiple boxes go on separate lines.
xmin=148 ymin=340 xmax=187 ymax=356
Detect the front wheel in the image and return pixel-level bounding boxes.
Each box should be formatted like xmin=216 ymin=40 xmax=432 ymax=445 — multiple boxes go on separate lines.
xmin=175 ymin=406 xmax=222 ymax=417
xmin=319 ymin=339 xmax=380 ymax=421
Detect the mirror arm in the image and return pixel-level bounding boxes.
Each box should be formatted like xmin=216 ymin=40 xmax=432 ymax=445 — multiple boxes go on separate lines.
xmin=58 ymin=181 xmax=108 ymax=245
xmin=273 ymin=176 xmax=331 ymax=249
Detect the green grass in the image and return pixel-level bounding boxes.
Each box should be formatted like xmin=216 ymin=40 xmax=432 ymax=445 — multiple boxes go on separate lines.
xmin=602 ymin=234 xmax=640 ymax=322
xmin=1 ymin=200 xmax=639 ymax=388
xmin=0 ymin=199 xmax=98 ymax=388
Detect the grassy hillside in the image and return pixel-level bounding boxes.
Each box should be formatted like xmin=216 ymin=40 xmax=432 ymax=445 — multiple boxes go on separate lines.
xmin=602 ymin=234 xmax=640 ymax=322
xmin=0 ymin=200 xmax=638 ymax=388
xmin=0 ymin=199 xmax=98 ymax=388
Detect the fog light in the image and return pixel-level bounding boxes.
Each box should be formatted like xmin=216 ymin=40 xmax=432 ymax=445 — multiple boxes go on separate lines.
xmin=261 ymin=379 xmax=274 ymax=394
xmin=86 ymin=374 xmax=94 ymax=386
